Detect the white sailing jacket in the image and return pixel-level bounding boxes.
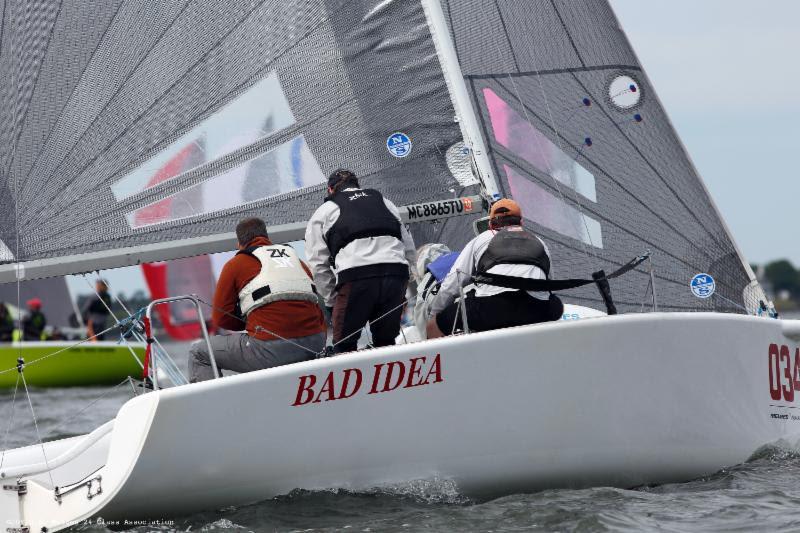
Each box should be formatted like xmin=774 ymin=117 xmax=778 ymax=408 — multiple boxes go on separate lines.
xmin=305 ymin=188 xmax=416 ymax=306
xmin=429 ymin=228 xmax=552 ymax=318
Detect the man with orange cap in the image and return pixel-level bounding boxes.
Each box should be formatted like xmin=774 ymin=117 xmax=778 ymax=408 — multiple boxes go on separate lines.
xmin=22 ymin=298 xmax=47 ymax=341
xmin=426 ymin=198 xmax=562 ymax=338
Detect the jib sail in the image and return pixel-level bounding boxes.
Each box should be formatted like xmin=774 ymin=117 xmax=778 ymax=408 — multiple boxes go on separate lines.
xmin=434 ymin=0 xmax=763 ymax=313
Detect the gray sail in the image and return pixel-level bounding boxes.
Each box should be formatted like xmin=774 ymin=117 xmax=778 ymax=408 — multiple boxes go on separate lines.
xmin=436 ymin=0 xmax=762 ymax=313
xmin=0 ymin=0 xmax=463 ymax=278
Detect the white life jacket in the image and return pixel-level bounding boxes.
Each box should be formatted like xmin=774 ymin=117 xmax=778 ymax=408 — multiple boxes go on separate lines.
xmin=238 ymin=245 xmax=318 ymax=315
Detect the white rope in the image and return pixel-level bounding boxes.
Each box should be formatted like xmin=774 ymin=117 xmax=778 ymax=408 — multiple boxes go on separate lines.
xmin=81 ymin=274 xmax=144 ymax=369
xmin=332 ymin=297 xmax=410 ymax=352
xmin=0 ymin=373 xmax=21 ymax=471
xmin=43 ymin=376 xmax=134 ymax=440
xmin=0 ymin=321 xmax=121 ymax=376
xmin=21 ymin=370 xmax=55 ymax=488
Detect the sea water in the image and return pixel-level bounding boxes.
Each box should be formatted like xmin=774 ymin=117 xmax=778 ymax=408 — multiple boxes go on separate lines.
xmin=3 ymin=343 xmax=800 ymax=532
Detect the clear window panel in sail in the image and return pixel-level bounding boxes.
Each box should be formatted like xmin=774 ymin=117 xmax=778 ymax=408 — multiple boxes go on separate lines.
xmin=483 ymin=87 xmax=596 ymax=203
xmin=127 ymin=135 xmax=324 ymax=228
xmin=503 ymin=164 xmax=603 ymax=248
xmin=111 ymin=71 xmax=295 ymax=201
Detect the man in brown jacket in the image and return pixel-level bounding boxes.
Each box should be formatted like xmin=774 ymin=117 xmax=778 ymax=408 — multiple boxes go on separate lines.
xmin=189 ymin=218 xmax=326 ymax=382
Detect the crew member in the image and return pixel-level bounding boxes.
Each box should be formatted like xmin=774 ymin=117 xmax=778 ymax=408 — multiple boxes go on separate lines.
xmin=413 ymin=243 xmax=458 ymax=340
xmin=0 ymin=302 xmax=13 ymax=342
xmin=427 ymin=199 xmax=562 ymax=337
xmin=22 ymin=298 xmax=47 ymax=340
xmin=189 ymin=217 xmax=326 ymax=382
xmin=305 ymin=169 xmax=416 ymax=353
xmin=82 ymin=280 xmax=112 ymax=341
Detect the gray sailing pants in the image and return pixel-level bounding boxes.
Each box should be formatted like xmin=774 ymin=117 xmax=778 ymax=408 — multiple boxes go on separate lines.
xmin=189 ymin=332 xmax=325 ymax=382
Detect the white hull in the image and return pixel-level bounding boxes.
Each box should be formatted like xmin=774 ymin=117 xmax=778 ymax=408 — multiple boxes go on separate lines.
xmin=4 ymin=313 xmax=800 ymax=531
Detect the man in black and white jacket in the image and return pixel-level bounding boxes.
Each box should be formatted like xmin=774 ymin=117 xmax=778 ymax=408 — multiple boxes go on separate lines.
xmin=426 ymin=198 xmax=562 ymax=338
xmin=305 ymin=169 xmax=416 ymax=353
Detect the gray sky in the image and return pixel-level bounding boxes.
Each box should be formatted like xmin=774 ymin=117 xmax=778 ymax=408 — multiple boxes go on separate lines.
xmin=69 ymin=1 xmax=800 ymax=296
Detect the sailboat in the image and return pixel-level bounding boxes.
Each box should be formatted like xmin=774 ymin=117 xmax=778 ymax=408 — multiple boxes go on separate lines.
xmin=0 ymin=279 xmax=145 ymax=388
xmin=0 ymin=0 xmax=797 ymax=530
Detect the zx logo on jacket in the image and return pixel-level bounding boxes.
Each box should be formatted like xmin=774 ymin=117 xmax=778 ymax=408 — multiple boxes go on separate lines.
xmin=270 ymin=249 xmax=290 ymax=258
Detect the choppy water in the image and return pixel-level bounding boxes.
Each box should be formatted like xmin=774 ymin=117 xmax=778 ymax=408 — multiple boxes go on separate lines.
xmin=3 ymin=344 xmax=800 ymax=532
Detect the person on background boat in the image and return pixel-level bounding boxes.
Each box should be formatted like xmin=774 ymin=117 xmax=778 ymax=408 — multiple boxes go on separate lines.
xmin=427 ymin=199 xmax=563 ymax=338
xmin=82 ymin=280 xmax=112 ymax=341
xmin=305 ymin=169 xmax=416 ymax=354
xmin=189 ymin=217 xmax=326 ymax=382
xmin=0 ymin=302 xmax=13 ymax=342
xmin=22 ymin=298 xmax=47 ymax=340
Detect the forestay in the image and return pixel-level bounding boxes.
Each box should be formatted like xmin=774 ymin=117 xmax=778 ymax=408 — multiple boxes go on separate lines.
xmin=434 ymin=0 xmax=764 ymax=314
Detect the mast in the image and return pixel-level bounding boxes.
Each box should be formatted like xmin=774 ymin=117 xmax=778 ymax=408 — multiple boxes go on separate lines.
xmin=420 ymin=0 xmax=502 ymax=202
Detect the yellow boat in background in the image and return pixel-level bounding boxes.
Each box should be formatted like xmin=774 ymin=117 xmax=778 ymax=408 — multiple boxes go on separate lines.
xmin=0 ymin=342 xmax=145 ymax=388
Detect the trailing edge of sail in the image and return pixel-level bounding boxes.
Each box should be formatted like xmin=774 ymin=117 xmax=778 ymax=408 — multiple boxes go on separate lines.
xmin=436 ymin=0 xmax=764 ymax=314
xmin=0 ymin=0 xmax=464 ymax=278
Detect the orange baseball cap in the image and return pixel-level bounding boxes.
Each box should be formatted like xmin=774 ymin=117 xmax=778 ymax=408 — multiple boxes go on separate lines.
xmin=489 ymin=198 xmax=522 ymax=219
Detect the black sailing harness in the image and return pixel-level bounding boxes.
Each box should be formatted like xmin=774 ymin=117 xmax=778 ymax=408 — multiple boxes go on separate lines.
xmin=472 ymin=228 xmax=651 ymax=315
xmin=325 ymin=188 xmax=402 ymax=262
xmin=475 ymin=227 xmax=551 ymax=279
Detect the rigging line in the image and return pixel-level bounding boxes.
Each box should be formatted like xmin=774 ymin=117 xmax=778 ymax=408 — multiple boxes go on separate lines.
xmin=488 ymin=1 xmax=596 ymax=259
xmin=43 ymin=376 xmax=132 ymax=440
xmin=513 ymin=223 xmax=742 ymax=301
xmin=639 ymin=276 xmax=653 ymax=313
xmin=193 ymin=296 xmax=319 ymax=358
xmin=81 ymin=274 xmax=144 ymax=369
xmin=504 ymin=72 xmax=599 ymax=261
xmin=490 ymin=78 xmax=722 ymax=264
xmin=712 ymin=292 xmax=748 ymax=314
xmin=491 ymin=0 xmax=597 ymax=258
xmin=331 ymin=297 xmax=411 ymax=352
xmin=564 ymin=70 xmax=732 ymax=253
xmin=495 ymin=150 xmax=718 ymax=274
xmin=13 ymin=13 xmax=21 ymax=362
xmin=0 ymin=321 xmax=121 ymax=376
xmin=489 ymin=5 xmax=598 ymax=260
xmin=498 ymin=0 xmax=731 ymax=261
xmin=21 ymin=370 xmax=55 ymax=488
xmin=0 ymin=373 xmax=20 ymax=471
